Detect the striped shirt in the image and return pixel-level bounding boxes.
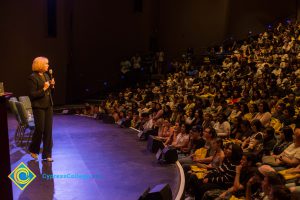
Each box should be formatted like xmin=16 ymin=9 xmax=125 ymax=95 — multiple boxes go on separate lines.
xmin=205 ymin=158 xmax=237 ymax=187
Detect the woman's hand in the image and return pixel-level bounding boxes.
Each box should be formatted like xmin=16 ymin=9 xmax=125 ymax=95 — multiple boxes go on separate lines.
xmin=43 ymin=81 xmax=50 ymax=91
xmin=272 ymin=154 xmax=279 ymax=159
xmin=247 ymin=176 xmax=258 ymax=186
xmin=219 ymin=191 xmax=227 ymax=198
xmin=286 ymin=168 xmax=296 ymax=174
xmin=193 ymin=157 xmax=202 ymax=162
xmin=50 ymin=78 xmax=55 ymax=86
xmin=195 ymin=163 xmax=207 ymax=168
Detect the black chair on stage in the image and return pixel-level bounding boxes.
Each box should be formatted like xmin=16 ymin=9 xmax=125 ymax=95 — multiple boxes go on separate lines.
xmin=8 ymin=98 xmax=23 ymax=146
xmin=19 ymin=96 xmax=34 ymax=122
xmin=15 ymin=101 xmax=35 ymax=149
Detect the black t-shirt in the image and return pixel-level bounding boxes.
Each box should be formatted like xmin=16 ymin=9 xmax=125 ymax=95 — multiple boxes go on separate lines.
xmin=193 ymin=138 xmax=206 ymax=150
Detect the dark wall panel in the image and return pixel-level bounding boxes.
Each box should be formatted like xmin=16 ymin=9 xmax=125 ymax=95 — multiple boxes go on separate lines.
xmin=227 ymin=0 xmax=297 ymax=38
xmin=47 ymin=0 xmax=57 ymax=37
xmin=0 ymin=0 xmax=68 ymax=104
xmin=68 ymin=0 xmax=157 ymax=102
xmin=158 ymin=0 xmax=230 ymax=58
xmin=157 ymin=0 xmax=296 ymax=58
xmin=0 ymin=0 xmax=157 ymax=103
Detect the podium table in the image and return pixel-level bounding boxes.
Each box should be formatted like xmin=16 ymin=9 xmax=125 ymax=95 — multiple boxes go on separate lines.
xmin=0 ymin=93 xmax=13 ymax=200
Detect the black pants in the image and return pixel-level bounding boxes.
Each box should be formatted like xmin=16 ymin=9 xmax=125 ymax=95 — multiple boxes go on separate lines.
xmin=29 ymin=107 xmax=53 ymax=158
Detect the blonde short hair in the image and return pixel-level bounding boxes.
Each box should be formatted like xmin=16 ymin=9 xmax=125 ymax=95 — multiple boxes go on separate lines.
xmin=32 ymin=56 xmax=48 ymax=72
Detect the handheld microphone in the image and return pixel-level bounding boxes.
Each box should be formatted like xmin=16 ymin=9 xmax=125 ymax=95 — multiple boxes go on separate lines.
xmin=48 ymin=69 xmax=55 ymax=89
xmin=49 ymin=69 xmax=53 ymax=79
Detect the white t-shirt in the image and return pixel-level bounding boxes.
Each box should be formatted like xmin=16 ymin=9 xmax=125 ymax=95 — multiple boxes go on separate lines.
xmin=213 ymin=121 xmax=231 ymax=137
xmin=282 ymin=143 xmax=300 ymax=160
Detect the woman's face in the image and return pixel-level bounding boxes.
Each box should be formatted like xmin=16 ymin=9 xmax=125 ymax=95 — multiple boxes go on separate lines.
xmin=232 ymin=118 xmax=239 ymax=125
xmin=288 ymin=93 xmax=295 ymax=102
xmin=263 ymin=130 xmax=271 ymax=140
xmin=240 ymin=155 xmax=247 ymax=167
xmin=217 ymin=115 xmax=224 ymax=122
xmin=187 ymin=111 xmax=192 ymax=116
xmin=249 ymin=105 xmax=255 ymax=113
xmin=152 ymin=103 xmax=156 ymax=109
xmin=233 ymin=91 xmax=239 ymax=97
xmin=203 ymin=114 xmax=210 ymax=121
xmin=224 ymin=145 xmax=233 ymax=158
xmin=253 ymin=91 xmax=258 ymax=98
xmin=258 ymin=103 xmax=264 ymax=113
xmin=156 ymin=104 xmax=161 ymax=109
xmin=283 ymin=109 xmax=289 ymax=117
xmin=174 ymin=122 xmax=180 ymax=131
xmin=181 ymin=124 xmax=186 ymax=133
xmin=241 ymin=124 xmax=247 ymax=131
xmin=274 ymin=131 xmax=283 ymax=141
xmin=203 ymin=128 xmax=211 ymax=139
xmin=251 ymin=124 xmax=257 ymax=132
xmin=276 ymin=104 xmax=282 ymax=112
xmin=211 ymin=140 xmax=220 ymax=150
xmin=163 ymin=120 xmax=170 ymax=127
xmin=41 ymin=59 xmax=49 ymax=73
xmin=240 ymin=104 xmax=245 ymax=111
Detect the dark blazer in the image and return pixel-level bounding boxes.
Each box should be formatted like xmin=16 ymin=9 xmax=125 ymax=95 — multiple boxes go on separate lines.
xmin=28 ymin=72 xmax=53 ymax=109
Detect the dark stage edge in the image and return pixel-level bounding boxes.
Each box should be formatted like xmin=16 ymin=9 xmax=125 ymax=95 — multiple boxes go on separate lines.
xmin=8 ymin=114 xmax=180 ymax=200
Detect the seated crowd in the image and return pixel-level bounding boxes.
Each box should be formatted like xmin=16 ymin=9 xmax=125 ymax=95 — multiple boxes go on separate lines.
xmin=99 ymin=20 xmax=300 ymax=199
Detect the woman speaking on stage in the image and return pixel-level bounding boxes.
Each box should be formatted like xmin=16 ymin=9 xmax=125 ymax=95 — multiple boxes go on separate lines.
xmin=28 ymin=56 xmax=55 ymax=162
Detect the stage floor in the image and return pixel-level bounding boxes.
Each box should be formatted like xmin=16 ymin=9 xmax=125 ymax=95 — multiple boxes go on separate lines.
xmin=8 ymin=114 xmax=179 ymax=200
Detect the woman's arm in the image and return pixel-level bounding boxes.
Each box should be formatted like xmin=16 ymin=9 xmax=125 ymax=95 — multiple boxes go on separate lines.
xmin=245 ymin=182 xmax=252 ymax=200
xmin=180 ymin=139 xmax=192 ymax=153
xmin=153 ymin=109 xmax=163 ymax=120
xmin=219 ymin=187 xmax=235 ymax=198
xmin=280 ymin=155 xmax=300 ymax=167
xmin=247 ymin=139 xmax=259 ymax=150
xmin=164 ymin=131 xmax=174 ymax=146
xmin=245 ymin=176 xmax=257 ymax=200
xmin=195 ymin=156 xmax=213 ymax=163
xmin=260 ymin=112 xmax=271 ymax=126
xmin=185 ymin=117 xmax=194 ymax=125
xmin=287 ymin=164 xmax=300 ymax=173
xmin=242 ymin=137 xmax=250 ymax=149
xmin=233 ymin=165 xmax=243 ymax=191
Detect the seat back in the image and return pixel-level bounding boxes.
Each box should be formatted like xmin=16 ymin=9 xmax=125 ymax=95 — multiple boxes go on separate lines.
xmin=15 ymin=101 xmax=29 ymax=126
xmin=19 ymin=96 xmax=33 ymax=114
xmin=9 ymin=99 xmax=21 ymax=123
